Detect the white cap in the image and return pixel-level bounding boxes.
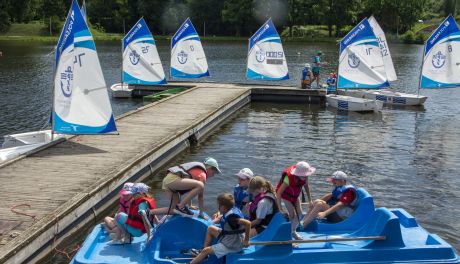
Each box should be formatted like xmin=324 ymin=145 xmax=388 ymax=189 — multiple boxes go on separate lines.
xmin=235 ymin=168 xmax=254 ymax=180
xmin=327 ymin=171 xmax=348 ymax=182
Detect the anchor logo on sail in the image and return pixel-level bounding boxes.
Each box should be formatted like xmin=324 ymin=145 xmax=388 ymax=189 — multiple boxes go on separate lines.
xmin=255 ymin=49 xmax=265 ymax=63
xmin=348 ymin=52 xmax=360 ymax=68
xmin=432 ymin=51 xmax=446 ymax=68
xmin=129 ymin=50 xmax=140 ymax=65
xmin=177 ymin=50 xmax=188 ymax=64
xmin=60 ymin=65 xmax=73 ymax=97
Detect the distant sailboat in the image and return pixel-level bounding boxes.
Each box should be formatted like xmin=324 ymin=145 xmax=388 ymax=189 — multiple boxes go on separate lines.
xmin=247 ymin=18 xmax=289 ymax=80
xmin=111 ymin=18 xmax=166 ymax=97
xmin=171 ymin=18 xmax=209 ymax=78
xmin=420 ymin=15 xmax=460 ymax=89
xmin=344 ymin=16 xmax=427 ymax=106
xmin=1 ymin=0 xmax=117 ymax=162
xmin=326 ymin=18 xmax=384 ymax=112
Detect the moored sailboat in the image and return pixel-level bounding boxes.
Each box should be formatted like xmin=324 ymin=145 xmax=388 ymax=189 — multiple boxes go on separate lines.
xmin=247 ymin=18 xmax=289 ymax=80
xmin=110 ymin=18 xmax=167 ymax=98
xmin=326 ymin=18 xmax=385 ymax=112
xmin=170 ymin=18 xmax=210 ymax=78
xmin=343 ymin=16 xmax=428 ymax=106
xmin=1 ymin=0 xmax=117 ymax=162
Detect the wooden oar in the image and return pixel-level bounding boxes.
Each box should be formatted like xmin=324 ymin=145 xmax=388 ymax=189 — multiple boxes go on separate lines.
xmin=250 ymin=235 xmax=386 ymax=245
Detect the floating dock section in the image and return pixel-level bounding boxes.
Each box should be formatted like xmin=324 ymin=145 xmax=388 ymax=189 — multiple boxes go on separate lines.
xmin=0 ymin=82 xmax=325 ymax=263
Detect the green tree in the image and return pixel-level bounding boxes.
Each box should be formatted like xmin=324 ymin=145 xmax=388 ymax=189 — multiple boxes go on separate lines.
xmin=444 ymin=0 xmax=458 ymax=17
xmin=0 ymin=0 xmax=11 ymax=32
xmin=221 ymin=0 xmax=253 ymax=36
xmin=188 ymin=0 xmax=225 ymax=35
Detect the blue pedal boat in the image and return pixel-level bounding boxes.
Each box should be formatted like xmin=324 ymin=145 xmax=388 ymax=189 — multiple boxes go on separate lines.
xmin=71 ymin=189 xmax=459 ymax=264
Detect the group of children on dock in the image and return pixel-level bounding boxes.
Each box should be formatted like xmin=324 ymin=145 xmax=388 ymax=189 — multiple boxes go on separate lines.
xmin=103 ymin=159 xmax=358 ymax=263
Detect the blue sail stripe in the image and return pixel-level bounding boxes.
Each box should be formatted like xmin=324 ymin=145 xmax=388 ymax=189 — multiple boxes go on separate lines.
xmin=123 ymin=72 xmax=167 ymax=84
xmin=424 ymin=15 xmax=460 ymax=55
xmin=171 ymin=67 xmax=209 ymax=78
xmin=421 ymin=75 xmax=460 ymax=89
xmin=261 ymin=38 xmax=281 ymax=44
xmin=123 ymin=18 xmax=154 ymax=50
xmin=75 ymin=29 xmax=91 ymax=38
xmin=74 ymin=39 xmax=95 ymax=50
xmin=136 ymin=39 xmax=155 ymax=45
xmin=338 ymin=75 xmax=389 ymax=89
xmin=54 ymin=113 xmax=117 ymax=134
xmin=246 ymin=68 xmax=289 ymax=80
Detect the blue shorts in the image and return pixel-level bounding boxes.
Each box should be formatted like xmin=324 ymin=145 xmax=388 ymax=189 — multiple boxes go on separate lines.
xmin=115 ymin=212 xmax=144 ymax=237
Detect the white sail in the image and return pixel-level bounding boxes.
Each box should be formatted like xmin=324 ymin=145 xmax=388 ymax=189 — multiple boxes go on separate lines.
xmin=368 ymin=16 xmax=397 ymax=82
xmin=54 ymin=0 xmax=116 ymax=134
xmin=338 ymin=18 xmax=389 ymax=89
xmin=420 ymin=15 xmax=460 ymax=88
xmin=123 ymin=18 xmax=166 ymax=84
xmin=170 ymin=18 xmax=209 ymax=78
xmin=247 ymin=18 xmax=289 ymax=80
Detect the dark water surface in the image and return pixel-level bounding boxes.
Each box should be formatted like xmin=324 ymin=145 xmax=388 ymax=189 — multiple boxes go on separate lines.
xmin=0 ymin=40 xmax=459 ymax=263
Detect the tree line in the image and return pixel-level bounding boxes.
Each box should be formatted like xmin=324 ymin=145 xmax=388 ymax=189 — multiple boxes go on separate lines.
xmin=0 ymin=0 xmax=458 ymax=37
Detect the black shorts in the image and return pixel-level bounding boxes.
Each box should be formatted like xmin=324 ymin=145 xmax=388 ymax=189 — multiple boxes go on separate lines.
xmin=326 ymin=212 xmax=344 ymax=223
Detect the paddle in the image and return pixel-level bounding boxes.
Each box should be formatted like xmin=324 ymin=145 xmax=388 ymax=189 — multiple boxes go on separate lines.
xmin=249 ymin=235 xmax=386 ymax=245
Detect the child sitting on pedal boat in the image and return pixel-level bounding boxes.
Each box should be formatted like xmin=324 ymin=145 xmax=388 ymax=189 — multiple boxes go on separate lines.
xmin=190 ymin=193 xmax=250 ymax=264
xmin=248 ymin=176 xmax=279 ymax=237
xmin=301 ymin=171 xmax=357 ymax=229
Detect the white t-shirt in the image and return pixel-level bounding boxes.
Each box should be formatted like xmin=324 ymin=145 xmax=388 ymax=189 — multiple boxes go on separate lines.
xmin=256 ymin=198 xmax=274 ymax=219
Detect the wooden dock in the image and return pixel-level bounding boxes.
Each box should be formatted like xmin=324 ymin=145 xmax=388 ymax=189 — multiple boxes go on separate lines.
xmin=0 ymin=82 xmax=325 ymax=263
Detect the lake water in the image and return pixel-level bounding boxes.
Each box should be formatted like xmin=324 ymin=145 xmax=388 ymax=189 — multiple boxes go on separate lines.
xmin=0 ymin=40 xmax=459 ymax=263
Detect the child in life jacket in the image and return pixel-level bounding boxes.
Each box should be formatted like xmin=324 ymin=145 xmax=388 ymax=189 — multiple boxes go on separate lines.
xmin=301 ymin=171 xmax=357 ymax=229
xmin=151 ymin=157 xmax=221 ymax=218
xmin=190 ymin=193 xmax=251 ymax=264
xmin=326 ymin=72 xmax=337 ymax=94
xmin=234 ymin=168 xmax=253 ymax=216
xmin=112 ymin=183 xmax=158 ymax=244
xmin=103 ymin=182 xmax=134 ymax=235
xmin=301 ymin=63 xmax=314 ymax=89
xmin=247 ymin=176 xmax=278 ymax=237
xmin=275 ymin=161 xmax=315 ymax=240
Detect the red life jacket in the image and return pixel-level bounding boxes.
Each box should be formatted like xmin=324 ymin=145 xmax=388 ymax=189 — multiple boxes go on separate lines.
xmin=125 ymin=196 xmax=156 ymax=233
xmin=275 ymin=165 xmax=306 ymax=203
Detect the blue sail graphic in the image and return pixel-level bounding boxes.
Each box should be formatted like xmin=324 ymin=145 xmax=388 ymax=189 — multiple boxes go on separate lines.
xmin=171 ymin=18 xmax=209 ymax=78
xmin=247 ymin=18 xmax=289 ymax=80
xmin=337 ymin=18 xmax=389 ymax=89
xmin=123 ymin=18 xmax=166 ymax=85
xmin=420 ymin=15 xmax=460 ymax=89
xmin=53 ymin=0 xmax=117 ymax=134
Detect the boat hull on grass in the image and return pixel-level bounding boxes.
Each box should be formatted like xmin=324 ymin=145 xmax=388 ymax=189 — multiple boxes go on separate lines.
xmin=71 ymin=188 xmax=459 ymax=264
xmin=326 ymin=94 xmax=383 ymax=112
xmin=343 ymin=89 xmax=428 ymax=106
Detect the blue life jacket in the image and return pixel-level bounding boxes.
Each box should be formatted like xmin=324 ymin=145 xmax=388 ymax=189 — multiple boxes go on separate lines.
xmin=218 ymin=207 xmax=245 ymax=239
xmin=329 ymin=185 xmax=356 ymax=205
xmin=302 ymin=67 xmax=312 ymax=81
xmin=234 ymin=185 xmax=250 ymax=210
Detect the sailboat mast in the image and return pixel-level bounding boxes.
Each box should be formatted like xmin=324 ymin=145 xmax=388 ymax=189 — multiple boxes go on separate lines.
xmin=120 ymin=38 xmax=124 ymax=86
xmin=417 ymin=43 xmax=427 ymax=96
xmin=51 ymin=46 xmax=57 ymax=141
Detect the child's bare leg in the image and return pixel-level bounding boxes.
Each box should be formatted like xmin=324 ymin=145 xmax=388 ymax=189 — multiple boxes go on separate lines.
xmin=302 ymin=200 xmax=329 ymax=228
xmin=150 ymin=190 xmax=180 ymax=215
xmin=167 ymin=179 xmax=204 ymax=208
xmin=203 ymin=225 xmax=221 ymax=247
xmin=103 ymin=216 xmax=116 ymax=233
xmin=283 ymin=199 xmax=298 ymax=233
xmin=190 ymin=246 xmax=214 ymax=264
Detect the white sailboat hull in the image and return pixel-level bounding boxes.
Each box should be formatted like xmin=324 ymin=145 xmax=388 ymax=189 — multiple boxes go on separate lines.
xmin=326 ymin=94 xmax=383 ymax=112
xmin=1 ymin=130 xmax=65 ymax=163
xmin=110 ymin=83 xmax=133 ymax=98
xmin=342 ymin=90 xmax=427 ymax=106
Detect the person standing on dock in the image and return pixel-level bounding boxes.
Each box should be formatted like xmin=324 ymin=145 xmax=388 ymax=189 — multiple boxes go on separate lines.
xmin=275 ymin=161 xmax=315 ymax=240
xmin=301 ymin=63 xmax=314 ymax=89
xmin=151 ymin=157 xmax=221 ymax=218
xmin=311 ymin=51 xmax=326 ymax=88
xmin=301 ymin=171 xmax=357 ymax=229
